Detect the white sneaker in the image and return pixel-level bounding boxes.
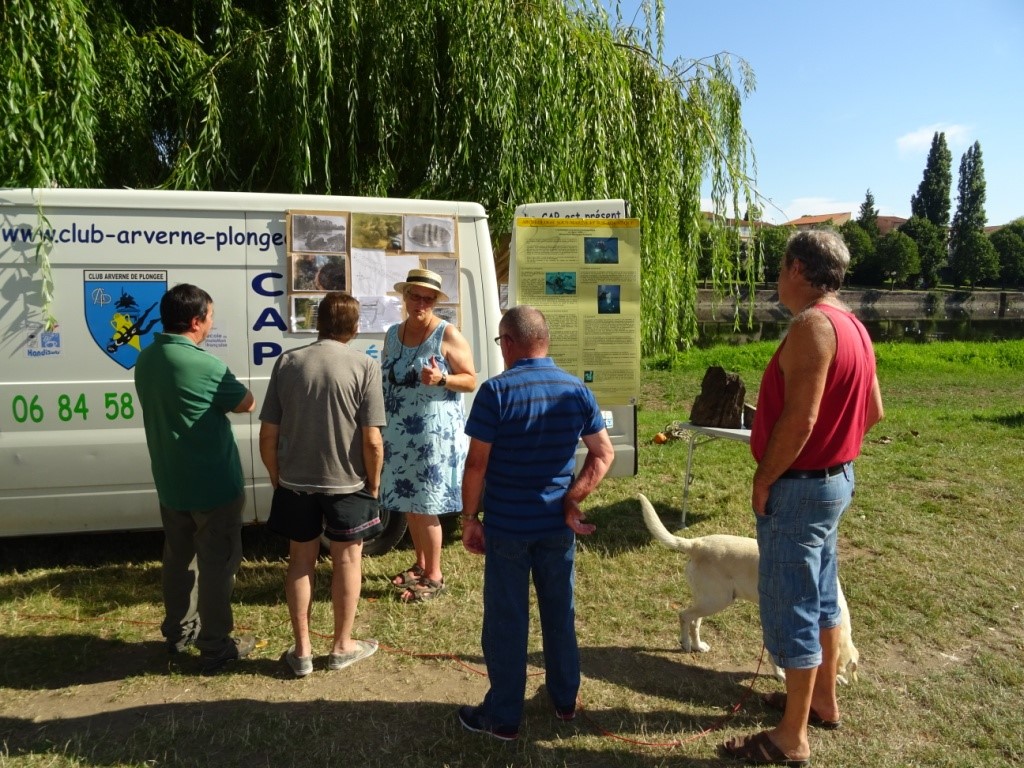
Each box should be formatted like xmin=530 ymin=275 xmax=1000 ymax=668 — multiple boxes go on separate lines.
xmin=327 ymin=639 xmax=378 ymax=671
xmin=283 ymin=646 xmax=313 ymax=677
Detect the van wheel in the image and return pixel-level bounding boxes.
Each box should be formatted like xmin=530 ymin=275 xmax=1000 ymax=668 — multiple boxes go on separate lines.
xmin=361 ymin=508 xmax=409 ymax=557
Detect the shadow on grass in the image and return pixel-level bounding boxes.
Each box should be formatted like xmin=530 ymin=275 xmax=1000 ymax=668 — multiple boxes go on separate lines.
xmin=583 ymin=498 xmax=714 ymax=558
xmin=974 ymin=411 xmax=1024 ymax=428
xmin=0 ymin=633 xmax=315 ymax=689
xmin=0 ymin=634 xmax=769 ymax=765
xmin=0 ymin=525 xmax=287 ymax=575
xmin=0 ymin=697 xmax=734 ymax=767
xmin=579 ymin=644 xmax=768 ymax=716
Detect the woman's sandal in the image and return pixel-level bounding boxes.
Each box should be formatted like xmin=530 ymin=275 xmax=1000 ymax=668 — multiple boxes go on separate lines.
xmin=400 ymin=576 xmax=446 ymax=603
xmin=391 ymin=564 xmax=424 ymax=590
xmin=720 ymin=731 xmax=809 ymax=766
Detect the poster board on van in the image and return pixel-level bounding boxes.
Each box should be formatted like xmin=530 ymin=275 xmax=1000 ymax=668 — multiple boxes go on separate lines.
xmin=286 ymin=210 xmax=461 ymax=333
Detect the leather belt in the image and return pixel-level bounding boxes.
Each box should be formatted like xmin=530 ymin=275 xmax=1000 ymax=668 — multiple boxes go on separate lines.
xmin=779 ymin=462 xmax=848 ymax=480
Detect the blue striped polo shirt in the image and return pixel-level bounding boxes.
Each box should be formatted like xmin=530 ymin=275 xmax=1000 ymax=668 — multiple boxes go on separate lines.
xmin=465 ymin=357 xmax=605 ymax=538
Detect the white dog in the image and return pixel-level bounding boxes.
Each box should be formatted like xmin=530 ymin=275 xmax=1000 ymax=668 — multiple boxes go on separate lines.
xmin=639 ymin=493 xmax=858 ymax=683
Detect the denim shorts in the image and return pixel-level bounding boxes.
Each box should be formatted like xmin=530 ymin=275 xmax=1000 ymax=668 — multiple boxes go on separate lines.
xmin=755 ymin=463 xmax=854 ymax=670
xmin=267 ymin=486 xmax=383 ymax=543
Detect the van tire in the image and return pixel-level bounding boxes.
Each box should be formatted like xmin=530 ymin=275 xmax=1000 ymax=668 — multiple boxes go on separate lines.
xmin=361 ymin=508 xmax=409 ymax=557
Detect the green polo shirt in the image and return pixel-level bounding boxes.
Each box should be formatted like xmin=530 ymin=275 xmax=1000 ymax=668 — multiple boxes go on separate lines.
xmin=134 ymin=333 xmax=249 ymax=510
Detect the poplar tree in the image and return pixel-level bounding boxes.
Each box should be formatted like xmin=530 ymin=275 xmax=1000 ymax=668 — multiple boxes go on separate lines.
xmin=857 ymin=189 xmax=880 ymax=240
xmin=0 ymin=0 xmax=761 ymax=355
xmin=949 ymin=142 xmax=998 ymax=286
xmin=910 ymin=132 xmax=952 ymax=228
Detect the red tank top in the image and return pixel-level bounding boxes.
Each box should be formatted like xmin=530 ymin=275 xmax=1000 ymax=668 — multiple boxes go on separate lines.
xmin=750 ymin=304 xmax=876 ymax=468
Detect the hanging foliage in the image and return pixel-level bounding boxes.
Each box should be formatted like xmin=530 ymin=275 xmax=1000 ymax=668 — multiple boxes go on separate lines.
xmin=1 ymin=0 xmax=758 ymax=354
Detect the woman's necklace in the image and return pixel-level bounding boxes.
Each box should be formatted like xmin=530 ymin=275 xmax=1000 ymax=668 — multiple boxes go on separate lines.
xmin=400 ymin=318 xmax=435 ymax=359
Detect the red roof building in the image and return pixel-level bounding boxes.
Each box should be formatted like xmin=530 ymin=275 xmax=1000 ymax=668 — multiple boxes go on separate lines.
xmin=783 ymin=212 xmax=852 ymax=229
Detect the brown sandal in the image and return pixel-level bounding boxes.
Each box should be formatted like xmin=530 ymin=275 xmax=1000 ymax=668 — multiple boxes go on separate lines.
xmin=391 ymin=564 xmax=424 ymax=590
xmin=399 ymin=576 xmax=446 ymax=603
xmin=764 ymin=691 xmax=841 ymax=730
xmin=721 ymin=731 xmax=809 ymax=766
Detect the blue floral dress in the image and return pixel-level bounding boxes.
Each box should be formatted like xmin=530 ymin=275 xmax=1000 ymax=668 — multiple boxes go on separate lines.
xmin=380 ymin=320 xmax=467 ymax=515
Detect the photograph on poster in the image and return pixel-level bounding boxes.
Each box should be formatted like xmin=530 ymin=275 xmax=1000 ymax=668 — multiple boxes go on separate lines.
xmin=545 ymin=271 xmax=577 ymax=295
xmin=584 ymin=236 xmax=619 ymax=264
xmin=352 ymin=213 xmax=404 ymax=250
xmin=404 ymin=215 xmax=455 ymax=253
xmin=291 ymin=295 xmax=326 ymax=333
xmin=291 ymin=213 xmax=348 ymax=253
xmin=597 ymin=284 xmax=621 ymax=314
xmin=293 ymin=253 xmax=347 ymax=292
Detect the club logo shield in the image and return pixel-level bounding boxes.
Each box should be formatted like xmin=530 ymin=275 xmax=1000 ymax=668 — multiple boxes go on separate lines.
xmin=84 ymin=270 xmax=167 ymax=369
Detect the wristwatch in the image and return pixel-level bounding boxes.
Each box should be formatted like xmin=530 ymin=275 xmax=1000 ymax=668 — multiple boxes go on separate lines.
xmin=438 ymin=372 xmax=448 ymax=387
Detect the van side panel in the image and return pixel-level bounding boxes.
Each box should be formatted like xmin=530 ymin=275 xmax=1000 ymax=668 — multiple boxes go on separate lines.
xmin=0 ymin=197 xmax=256 ymax=534
xmin=1 ymin=190 xmax=501 ymax=537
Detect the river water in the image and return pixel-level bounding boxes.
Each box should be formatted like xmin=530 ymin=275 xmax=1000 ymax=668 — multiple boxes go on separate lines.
xmin=696 ymin=317 xmax=1024 ymax=347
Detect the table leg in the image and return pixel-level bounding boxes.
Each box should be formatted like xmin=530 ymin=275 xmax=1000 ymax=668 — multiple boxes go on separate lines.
xmin=681 ymin=431 xmax=699 ymax=528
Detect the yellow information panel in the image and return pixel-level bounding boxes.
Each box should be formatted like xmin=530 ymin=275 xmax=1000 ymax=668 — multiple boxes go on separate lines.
xmin=514 ymin=217 xmax=640 ymax=406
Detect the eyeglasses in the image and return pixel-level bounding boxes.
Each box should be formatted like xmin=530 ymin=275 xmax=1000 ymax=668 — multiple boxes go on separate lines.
xmin=493 ymin=334 xmax=510 ymax=346
xmin=388 ymin=365 xmax=418 ymax=387
xmin=406 ymin=291 xmax=437 ymax=305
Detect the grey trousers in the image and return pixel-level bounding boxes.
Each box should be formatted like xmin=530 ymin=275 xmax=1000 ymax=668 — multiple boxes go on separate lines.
xmin=159 ymin=492 xmax=244 ymax=655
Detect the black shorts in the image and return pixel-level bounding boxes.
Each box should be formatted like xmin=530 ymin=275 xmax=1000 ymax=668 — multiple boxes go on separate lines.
xmin=267 ymin=486 xmax=384 ymax=543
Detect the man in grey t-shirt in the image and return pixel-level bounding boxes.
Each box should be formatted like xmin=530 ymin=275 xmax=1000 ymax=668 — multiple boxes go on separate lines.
xmin=259 ymin=292 xmax=385 ymax=677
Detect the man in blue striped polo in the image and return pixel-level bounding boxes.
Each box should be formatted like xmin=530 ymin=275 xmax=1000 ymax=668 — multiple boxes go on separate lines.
xmin=457 ymin=305 xmax=614 ymax=741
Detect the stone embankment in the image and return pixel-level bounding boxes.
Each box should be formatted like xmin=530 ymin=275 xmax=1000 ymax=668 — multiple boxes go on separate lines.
xmin=696 ymin=288 xmax=1024 ymax=323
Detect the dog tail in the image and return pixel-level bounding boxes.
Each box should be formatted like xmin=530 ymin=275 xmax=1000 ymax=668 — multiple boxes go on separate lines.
xmin=639 ymin=493 xmax=696 ymax=553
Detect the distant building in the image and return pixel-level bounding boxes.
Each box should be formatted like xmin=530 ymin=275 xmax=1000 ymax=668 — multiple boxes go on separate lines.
xmin=876 ymin=215 xmax=908 ymax=235
xmin=701 ymin=212 xmax=774 ymax=242
xmin=783 ymin=212 xmax=851 ymax=230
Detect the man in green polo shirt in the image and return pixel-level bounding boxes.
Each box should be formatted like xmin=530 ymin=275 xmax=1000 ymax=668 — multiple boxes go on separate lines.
xmin=135 ymin=283 xmax=257 ymax=675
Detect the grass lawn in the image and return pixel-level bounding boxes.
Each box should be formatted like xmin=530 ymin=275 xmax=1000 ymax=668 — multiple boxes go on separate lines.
xmin=1 ymin=340 xmax=1022 ymax=767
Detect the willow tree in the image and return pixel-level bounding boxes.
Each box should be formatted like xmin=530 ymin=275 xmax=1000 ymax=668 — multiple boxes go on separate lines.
xmin=2 ymin=0 xmax=758 ymax=354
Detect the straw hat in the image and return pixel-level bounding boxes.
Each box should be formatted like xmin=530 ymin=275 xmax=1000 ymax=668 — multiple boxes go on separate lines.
xmin=393 ymin=268 xmax=449 ymax=302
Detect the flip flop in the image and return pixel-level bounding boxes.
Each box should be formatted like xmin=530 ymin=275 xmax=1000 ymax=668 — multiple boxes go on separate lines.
xmin=391 ymin=564 xmax=424 ymax=589
xmin=721 ymin=731 xmax=809 ymax=766
xmin=764 ymin=691 xmax=841 ymax=730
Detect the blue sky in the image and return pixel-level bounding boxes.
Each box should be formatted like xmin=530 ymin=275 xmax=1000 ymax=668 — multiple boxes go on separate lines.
xmin=608 ymin=0 xmax=1023 ymax=226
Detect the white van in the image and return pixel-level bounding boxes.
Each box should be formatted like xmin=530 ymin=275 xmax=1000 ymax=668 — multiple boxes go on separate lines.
xmin=0 ymin=188 xmax=636 ymax=552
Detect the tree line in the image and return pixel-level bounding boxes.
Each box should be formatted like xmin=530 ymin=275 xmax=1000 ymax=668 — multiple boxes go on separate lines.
xmin=741 ymin=133 xmax=1024 ymax=290
xmin=1 ymin=0 xmax=762 ymax=355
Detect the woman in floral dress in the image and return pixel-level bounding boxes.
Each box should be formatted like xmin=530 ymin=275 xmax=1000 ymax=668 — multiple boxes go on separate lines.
xmin=381 ymin=269 xmax=476 ymax=601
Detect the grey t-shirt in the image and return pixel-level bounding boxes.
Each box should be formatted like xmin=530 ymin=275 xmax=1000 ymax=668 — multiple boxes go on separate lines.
xmin=260 ymin=339 xmax=386 ymax=493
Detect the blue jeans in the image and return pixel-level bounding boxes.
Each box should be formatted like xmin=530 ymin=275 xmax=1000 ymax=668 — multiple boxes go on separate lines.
xmin=756 ymin=464 xmax=854 ymax=670
xmin=479 ymin=531 xmax=579 ymax=729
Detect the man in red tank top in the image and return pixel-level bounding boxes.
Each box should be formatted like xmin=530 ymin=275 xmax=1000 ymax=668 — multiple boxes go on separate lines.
xmin=723 ymin=230 xmax=884 ymax=766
